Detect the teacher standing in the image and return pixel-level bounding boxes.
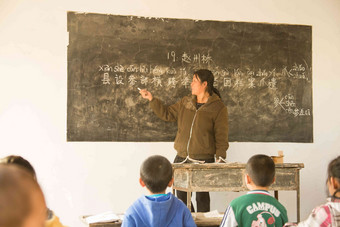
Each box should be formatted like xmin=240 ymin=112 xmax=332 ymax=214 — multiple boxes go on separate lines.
xmin=139 ymin=69 xmax=229 ymax=212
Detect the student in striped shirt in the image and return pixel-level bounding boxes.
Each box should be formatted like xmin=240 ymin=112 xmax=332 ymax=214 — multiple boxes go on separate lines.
xmin=220 ymin=154 xmax=288 ymax=227
xmin=285 ymin=156 xmax=340 ymax=227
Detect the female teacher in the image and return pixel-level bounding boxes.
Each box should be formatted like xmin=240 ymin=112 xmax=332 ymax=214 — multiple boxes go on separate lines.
xmin=139 ymin=69 xmax=229 ymax=212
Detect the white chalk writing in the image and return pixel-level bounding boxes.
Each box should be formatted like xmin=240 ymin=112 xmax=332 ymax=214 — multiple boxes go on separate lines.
xmin=97 ymin=63 xmax=311 ymax=93
xmin=274 ymin=94 xmax=311 ymax=117
xmin=151 ymin=76 xmax=162 ymax=87
xmin=102 ymin=73 xmax=110 ymax=85
xmin=167 ymin=77 xmax=178 ymax=88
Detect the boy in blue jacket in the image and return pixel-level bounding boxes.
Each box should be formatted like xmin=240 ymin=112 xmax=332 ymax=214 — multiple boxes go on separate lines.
xmin=122 ymin=155 xmax=196 ymax=227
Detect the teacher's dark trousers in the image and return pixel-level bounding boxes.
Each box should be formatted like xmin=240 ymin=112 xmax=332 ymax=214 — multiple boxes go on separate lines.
xmin=173 ymin=155 xmax=215 ymax=212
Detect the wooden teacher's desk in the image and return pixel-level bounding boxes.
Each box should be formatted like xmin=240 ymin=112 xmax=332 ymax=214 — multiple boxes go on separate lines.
xmin=172 ymin=162 xmax=304 ymax=222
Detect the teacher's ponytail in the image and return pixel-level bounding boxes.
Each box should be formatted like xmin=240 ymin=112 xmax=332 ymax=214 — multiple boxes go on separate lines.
xmin=212 ymin=87 xmax=222 ymax=99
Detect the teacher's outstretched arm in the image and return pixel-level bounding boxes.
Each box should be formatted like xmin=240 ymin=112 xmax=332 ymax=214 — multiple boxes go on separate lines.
xmin=139 ymin=89 xmax=179 ymax=122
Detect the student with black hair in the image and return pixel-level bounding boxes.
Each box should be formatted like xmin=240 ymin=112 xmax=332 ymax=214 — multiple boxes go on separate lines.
xmin=139 ymin=69 xmax=229 ymax=212
xmin=220 ymin=154 xmax=288 ymax=227
xmin=285 ymin=156 xmax=340 ymax=226
xmin=122 ymin=155 xmax=196 ymax=227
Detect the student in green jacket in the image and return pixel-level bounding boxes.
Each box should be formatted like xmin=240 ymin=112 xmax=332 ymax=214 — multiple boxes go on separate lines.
xmin=139 ymin=69 xmax=229 ymax=212
xmin=220 ymin=154 xmax=288 ymax=227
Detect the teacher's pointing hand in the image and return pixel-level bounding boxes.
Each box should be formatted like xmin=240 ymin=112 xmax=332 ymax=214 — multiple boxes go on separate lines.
xmin=139 ymin=89 xmax=153 ymax=101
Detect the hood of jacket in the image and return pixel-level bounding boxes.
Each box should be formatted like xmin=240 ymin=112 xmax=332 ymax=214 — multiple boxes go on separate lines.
xmin=184 ymin=93 xmax=222 ymax=111
xmin=130 ymin=193 xmax=179 ymax=227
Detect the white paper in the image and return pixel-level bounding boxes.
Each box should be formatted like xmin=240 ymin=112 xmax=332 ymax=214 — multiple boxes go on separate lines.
xmin=203 ymin=210 xmax=224 ymax=218
xmin=84 ymin=211 xmax=121 ymax=224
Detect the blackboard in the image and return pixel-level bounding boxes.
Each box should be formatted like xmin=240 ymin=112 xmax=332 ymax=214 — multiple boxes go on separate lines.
xmin=67 ymin=11 xmax=313 ymax=142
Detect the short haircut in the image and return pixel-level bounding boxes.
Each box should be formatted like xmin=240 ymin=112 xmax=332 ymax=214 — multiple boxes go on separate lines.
xmin=246 ymin=154 xmax=275 ymax=187
xmin=0 ymin=155 xmax=36 ymax=179
xmin=140 ymin=155 xmax=173 ymax=193
xmin=0 ymin=164 xmax=45 ymax=227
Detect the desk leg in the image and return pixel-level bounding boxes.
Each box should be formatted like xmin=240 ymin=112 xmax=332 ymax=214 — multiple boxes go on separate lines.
xmin=274 ymin=191 xmax=278 ymax=200
xmin=187 ymin=191 xmax=192 ymax=212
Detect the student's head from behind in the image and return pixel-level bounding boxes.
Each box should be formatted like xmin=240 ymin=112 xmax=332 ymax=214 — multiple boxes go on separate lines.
xmin=0 ymin=155 xmax=36 ymax=180
xmin=0 ymin=164 xmax=46 ymax=227
xmin=327 ymin=155 xmax=340 ymax=198
xmin=139 ymin=155 xmax=173 ymax=194
xmin=245 ymin=154 xmax=275 ymax=189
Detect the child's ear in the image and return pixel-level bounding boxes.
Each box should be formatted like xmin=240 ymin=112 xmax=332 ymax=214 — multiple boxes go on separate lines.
xmin=167 ymin=178 xmax=174 ymax=187
xmin=272 ymin=176 xmax=276 ymax=184
xmin=330 ymin=177 xmax=339 ymax=189
xmin=245 ymin=173 xmax=251 ymax=184
xmin=139 ymin=178 xmax=146 ymax=187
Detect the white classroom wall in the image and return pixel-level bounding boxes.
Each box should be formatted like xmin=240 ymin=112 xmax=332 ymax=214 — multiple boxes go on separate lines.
xmin=0 ymin=0 xmax=340 ymax=226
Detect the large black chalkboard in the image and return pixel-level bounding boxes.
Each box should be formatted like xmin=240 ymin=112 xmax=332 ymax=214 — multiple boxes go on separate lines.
xmin=67 ymin=11 xmax=313 ymax=142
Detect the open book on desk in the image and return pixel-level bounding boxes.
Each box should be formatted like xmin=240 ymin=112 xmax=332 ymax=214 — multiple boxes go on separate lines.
xmin=191 ymin=210 xmax=224 ymax=226
xmin=81 ymin=211 xmax=123 ymax=225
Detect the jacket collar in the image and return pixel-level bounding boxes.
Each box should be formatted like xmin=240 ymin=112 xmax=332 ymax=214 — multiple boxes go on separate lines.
xmin=190 ymin=93 xmax=220 ymax=108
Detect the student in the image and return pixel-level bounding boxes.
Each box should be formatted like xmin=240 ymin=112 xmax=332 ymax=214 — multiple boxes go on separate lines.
xmin=220 ymin=154 xmax=288 ymax=227
xmin=139 ymin=69 xmax=229 ymax=212
xmin=0 ymin=164 xmax=46 ymax=227
xmin=0 ymin=155 xmax=67 ymax=227
xmin=122 ymin=155 xmax=197 ymax=227
xmin=285 ymin=156 xmax=340 ymax=226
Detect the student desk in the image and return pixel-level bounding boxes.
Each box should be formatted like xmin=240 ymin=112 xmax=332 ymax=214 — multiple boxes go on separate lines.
xmin=172 ymin=163 xmax=304 ymax=222
xmin=85 ymin=222 xmax=121 ymax=227
xmin=82 ymin=213 xmax=221 ymax=227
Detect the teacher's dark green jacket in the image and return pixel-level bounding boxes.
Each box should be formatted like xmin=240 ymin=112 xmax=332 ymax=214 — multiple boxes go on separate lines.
xmin=149 ymin=93 xmax=229 ymax=160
